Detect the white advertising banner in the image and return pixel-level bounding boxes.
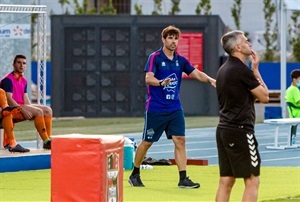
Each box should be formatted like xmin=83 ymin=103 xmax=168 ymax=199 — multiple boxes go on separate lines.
xmin=0 ymin=24 xmax=30 ymax=39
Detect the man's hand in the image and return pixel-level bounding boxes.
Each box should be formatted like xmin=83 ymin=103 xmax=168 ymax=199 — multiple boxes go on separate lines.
xmin=20 ymin=107 xmax=34 ymax=120
xmin=209 ymin=78 xmax=216 ymax=88
xmin=160 ymin=78 xmax=171 ymax=86
xmin=249 ymin=50 xmax=260 ymax=71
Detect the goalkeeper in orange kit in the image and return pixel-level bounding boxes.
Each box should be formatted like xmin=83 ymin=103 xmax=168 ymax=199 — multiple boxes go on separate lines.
xmin=1 ymin=54 xmax=52 ymax=150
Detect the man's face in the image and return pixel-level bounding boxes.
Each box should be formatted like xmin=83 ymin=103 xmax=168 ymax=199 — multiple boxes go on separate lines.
xmin=162 ymin=34 xmax=179 ymax=51
xmin=13 ymin=58 xmax=27 ymax=74
xmin=293 ymin=76 xmax=300 ymax=86
xmin=236 ymin=34 xmax=252 ymax=56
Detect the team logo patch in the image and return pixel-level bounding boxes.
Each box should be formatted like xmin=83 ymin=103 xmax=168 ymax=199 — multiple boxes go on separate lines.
xmin=163 ymin=73 xmax=178 ymax=93
xmin=146 ymin=128 xmax=155 ymax=139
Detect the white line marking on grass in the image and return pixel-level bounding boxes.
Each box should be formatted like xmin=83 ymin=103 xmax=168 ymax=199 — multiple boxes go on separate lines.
xmin=262 ymin=156 xmax=300 ymax=162
xmin=148 ymin=147 xmax=217 ymax=154
xmin=189 ymin=155 xmax=218 ymax=159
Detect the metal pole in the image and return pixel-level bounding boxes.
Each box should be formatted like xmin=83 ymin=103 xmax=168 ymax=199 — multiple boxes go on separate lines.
xmin=42 ymin=12 xmax=47 ymax=105
xmin=280 ymin=0 xmax=287 ymax=118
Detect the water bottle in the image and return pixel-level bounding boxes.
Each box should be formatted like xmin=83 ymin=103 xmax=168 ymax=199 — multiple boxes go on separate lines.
xmin=129 ymin=137 xmax=137 ymax=151
xmin=141 ymin=164 xmax=153 ymax=170
xmin=292 ymin=135 xmax=296 ymax=145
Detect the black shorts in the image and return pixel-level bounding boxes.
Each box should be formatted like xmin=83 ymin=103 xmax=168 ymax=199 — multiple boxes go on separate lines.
xmin=142 ymin=110 xmax=185 ymax=142
xmin=216 ymin=126 xmax=261 ymax=178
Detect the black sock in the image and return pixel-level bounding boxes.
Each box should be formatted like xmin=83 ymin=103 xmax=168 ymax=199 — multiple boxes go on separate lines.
xmin=131 ymin=166 xmax=140 ymax=176
xmin=179 ymin=170 xmax=186 ymax=181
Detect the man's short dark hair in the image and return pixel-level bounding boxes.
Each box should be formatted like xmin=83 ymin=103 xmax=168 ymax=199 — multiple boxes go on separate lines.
xmin=13 ymin=54 xmax=26 ymax=64
xmin=290 ymin=69 xmax=300 ymax=80
xmin=161 ymin=25 xmax=181 ymax=39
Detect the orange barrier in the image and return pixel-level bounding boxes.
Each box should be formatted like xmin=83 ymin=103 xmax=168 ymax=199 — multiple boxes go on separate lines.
xmin=169 ymin=158 xmax=208 ymax=166
xmin=51 ymin=134 xmax=124 ymax=202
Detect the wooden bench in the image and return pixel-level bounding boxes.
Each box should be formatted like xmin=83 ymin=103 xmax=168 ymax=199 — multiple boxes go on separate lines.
xmin=264 ymin=118 xmax=300 ymax=149
xmin=268 ymin=90 xmax=281 ymax=103
xmin=0 ymin=128 xmax=4 ymax=149
xmin=256 ymin=90 xmax=280 ymax=103
xmin=0 ymin=120 xmax=8 ymax=149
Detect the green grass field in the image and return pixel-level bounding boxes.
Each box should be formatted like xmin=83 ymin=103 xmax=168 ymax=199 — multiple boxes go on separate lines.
xmin=0 ymin=166 xmax=299 ymax=201
xmin=13 ymin=116 xmax=264 ymax=141
xmin=1 ymin=116 xmax=299 ymax=201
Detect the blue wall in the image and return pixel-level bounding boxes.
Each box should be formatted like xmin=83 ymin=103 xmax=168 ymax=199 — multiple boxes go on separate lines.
xmin=259 ymin=62 xmax=300 ymax=90
xmin=31 ymin=61 xmax=51 ymax=96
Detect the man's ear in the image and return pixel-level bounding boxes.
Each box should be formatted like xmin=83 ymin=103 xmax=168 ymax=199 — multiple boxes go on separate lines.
xmin=234 ymin=44 xmax=241 ymax=52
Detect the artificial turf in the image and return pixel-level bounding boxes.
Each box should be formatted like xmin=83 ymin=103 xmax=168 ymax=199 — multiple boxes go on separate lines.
xmin=0 ymin=165 xmax=299 ymax=201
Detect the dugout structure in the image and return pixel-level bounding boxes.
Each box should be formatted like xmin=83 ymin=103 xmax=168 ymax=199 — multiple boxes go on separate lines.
xmin=51 ymin=15 xmax=226 ymax=117
xmin=0 ymin=4 xmax=47 ymax=148
xmin=0 ymin=4 xmax=47 ymax=105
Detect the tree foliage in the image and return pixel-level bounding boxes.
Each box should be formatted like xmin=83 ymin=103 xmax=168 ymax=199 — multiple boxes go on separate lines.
xmin=169 ymin=0 xmax=181 ymax=15
xmin=57 ymin=0 xmax=115 ymax=14
xmin=195 ymin=0 xmax=211 ymax=15
xmin=134 ymin=3 xmax=143 ymax=15
xmin=72 ymin=0 xmax=87 ymax=14
xmin=231 ymin=0 xmax=241 ymax=30
xmin=152 ymin=0 xmax=163 ymax=15
xmin=263 ymin=0 xmax=278 ymax=61
xmin=288 ymin=11 xmax=300 ymax=62
xmin=58 ymin=0 xmax=70 ymax=13
xmin=99 ymin=0 xmax=116 ymax=15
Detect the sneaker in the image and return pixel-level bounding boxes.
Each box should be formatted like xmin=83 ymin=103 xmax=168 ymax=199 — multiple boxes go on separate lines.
xmin=4 ymin=144 xmax=9 ymax=149
xmin=128 ymin=174 xmax=145 ymax=187
xmin=178 ymin=177 xmax=200 ymax=188
xmin=8 ymin=144 xmax=30 ymax=153
xmin=43 ymin=140 xmax=51 ymax=150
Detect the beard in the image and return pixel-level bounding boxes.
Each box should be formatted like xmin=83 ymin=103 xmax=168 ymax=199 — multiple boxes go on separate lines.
xmin=166 ymin=44 xmax=176 ymax=51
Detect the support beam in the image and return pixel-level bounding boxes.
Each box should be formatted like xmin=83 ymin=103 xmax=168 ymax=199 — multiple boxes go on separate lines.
xmin=280 ymin=0 xmax=287 ymax=118
xmin=0 ymin=4 xmax=46 ymax=13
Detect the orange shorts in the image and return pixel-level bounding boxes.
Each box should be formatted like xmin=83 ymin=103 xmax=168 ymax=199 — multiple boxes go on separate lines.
xmin=2 ymin=107 xmax=26 ymax=123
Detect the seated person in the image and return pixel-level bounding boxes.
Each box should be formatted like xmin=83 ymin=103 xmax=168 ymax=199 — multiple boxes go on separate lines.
xmin=0 ymin=54 xmax=52 ymax=150
xmin=285 ymin=69 xmax=300 ymax=117
xmin=285 ymin=69 xmax=300 ymax=143
xmin=0 ymin=88 xmax=29 ymax=152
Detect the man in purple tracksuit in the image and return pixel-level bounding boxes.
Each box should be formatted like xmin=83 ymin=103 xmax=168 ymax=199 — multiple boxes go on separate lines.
xmin=128 ymin=25 xmax=216 ymax=188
